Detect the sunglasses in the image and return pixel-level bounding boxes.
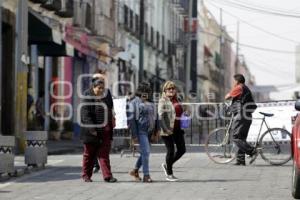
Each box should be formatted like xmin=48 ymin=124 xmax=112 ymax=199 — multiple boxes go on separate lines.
xmin=166 ymin=87 xmax=175 ymax=91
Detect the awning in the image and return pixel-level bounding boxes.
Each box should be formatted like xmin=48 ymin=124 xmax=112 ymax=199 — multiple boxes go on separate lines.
xmin=28 ymin=1 xmax=121 ymax=64
xmin=64 ymin=24 xmax=112 ymax=63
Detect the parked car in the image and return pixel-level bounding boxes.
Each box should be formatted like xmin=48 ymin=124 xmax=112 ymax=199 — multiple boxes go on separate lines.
xmin=292 ymin=100 xmax=300 ymax=198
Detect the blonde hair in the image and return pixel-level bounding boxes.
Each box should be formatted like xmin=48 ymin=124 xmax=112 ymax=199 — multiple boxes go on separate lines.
xmin=162 ymin=81 xmax=176 ymax=94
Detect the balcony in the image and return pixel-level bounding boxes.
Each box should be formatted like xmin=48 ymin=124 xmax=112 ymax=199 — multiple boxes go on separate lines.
xmin=174 ymin=28 xmax=187 ymax=47
xmin=199 ymin=61 xmax=210 ymax=81
xmin=94 ymin=16 xmax=115 ymax=43
xmin=36 ymin=0 xmax=73 ymax=17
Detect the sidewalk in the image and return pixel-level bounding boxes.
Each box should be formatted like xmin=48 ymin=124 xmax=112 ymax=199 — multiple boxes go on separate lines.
xmin=47 ymin=139 xmax=83 ymax=155
xmin=0 ymin=139 xmax=83 ymax=182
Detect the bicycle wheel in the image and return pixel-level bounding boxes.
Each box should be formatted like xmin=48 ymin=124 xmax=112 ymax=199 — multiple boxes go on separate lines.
xmin=205 ymin=127 xmax=237 ymax=164
xmin=259 ymin=128 xmax=292 ymax=165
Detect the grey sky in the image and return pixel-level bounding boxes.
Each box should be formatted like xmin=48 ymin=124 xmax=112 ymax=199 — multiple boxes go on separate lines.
xmin=204 ymin=0 xmax=300 ymax=87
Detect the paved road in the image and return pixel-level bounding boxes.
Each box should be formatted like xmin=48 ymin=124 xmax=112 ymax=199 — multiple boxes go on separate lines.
xmin=0 ymin=153 xmax=294 ymax=200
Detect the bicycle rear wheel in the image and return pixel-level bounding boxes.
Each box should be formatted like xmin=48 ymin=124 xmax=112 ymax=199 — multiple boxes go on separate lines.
xmin=205 ymin=127 xmax=237 ymax=164
xmin=259 ymin=128 xmax=292 ymax=165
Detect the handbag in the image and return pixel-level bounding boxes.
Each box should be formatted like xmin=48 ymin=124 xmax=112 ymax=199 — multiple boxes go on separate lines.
xmin=180 ymin=113 xmax=191 ymax=129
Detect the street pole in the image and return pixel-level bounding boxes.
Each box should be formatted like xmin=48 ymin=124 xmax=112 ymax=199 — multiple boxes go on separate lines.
xmin=235 ymin=21 xmax=240 ymax=74
xmin=30 ymin=45 xmax=39 ymax=102
xmin=0 ymin=0 xmax=2 ymax=135
xmin=185 ymin=0 xmax=193 ymax=96
xmin=219 ymin=8 xmax=224 ymax=99
xmin=44 ymin=57 xmax=52 ymax=132
xmin=14 ymin=0 xmax=28 ymax=152
xmin=139 ymin=0 xmax=144 ymax=84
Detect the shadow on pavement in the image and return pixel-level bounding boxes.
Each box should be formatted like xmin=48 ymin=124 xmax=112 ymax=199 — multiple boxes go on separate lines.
xmin=16 ymin=166 xmax=82 ymax=183
xmin=0 ymin=190 xmax=11 ymax=193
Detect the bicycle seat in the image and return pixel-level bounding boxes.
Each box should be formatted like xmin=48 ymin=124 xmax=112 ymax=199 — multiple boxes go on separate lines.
xmin=259 ymin=112 xmax=274 ymax=117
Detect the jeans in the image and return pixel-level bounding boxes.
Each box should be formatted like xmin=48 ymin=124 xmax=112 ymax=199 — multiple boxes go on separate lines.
xmin=135 ymin=133 xmax=151 ymax=176
xmin=162 ymin=129 xmax=186 ymax=175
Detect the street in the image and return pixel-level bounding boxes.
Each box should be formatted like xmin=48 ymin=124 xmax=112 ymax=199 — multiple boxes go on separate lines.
xmin=0 ymin=153 xmax=294 ymax=200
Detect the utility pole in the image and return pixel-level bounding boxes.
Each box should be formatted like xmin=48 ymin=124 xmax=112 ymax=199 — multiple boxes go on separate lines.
xmin=0 ymin=0 xmax=2 ymax=134
xmin=235 ymin=21 xmax=240 ymax=74
xmin=139 ymin=0 xmax=144 ymax=83
xmin=219 ymin=8 xmax=224 ymax=99
xmin=185 ymin=0 xmax=193 ymax=96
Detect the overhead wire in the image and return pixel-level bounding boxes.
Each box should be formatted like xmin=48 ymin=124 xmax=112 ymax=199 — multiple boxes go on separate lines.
xmin=206 ymin=1 xmax=300 ymax=44
xmin=198 ymin=29 xmax=300 ymax=54
xmin=211 ymin=0 xmax=300 ymax=18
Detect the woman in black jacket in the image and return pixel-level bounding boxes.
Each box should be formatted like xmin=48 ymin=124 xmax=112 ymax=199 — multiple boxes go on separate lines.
xmin=80 ymin=77 xmax=117 ymax=183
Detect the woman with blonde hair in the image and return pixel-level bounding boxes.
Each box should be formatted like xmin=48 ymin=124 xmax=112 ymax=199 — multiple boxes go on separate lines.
xmin=158 ymin=81 xmax=186 ymax=181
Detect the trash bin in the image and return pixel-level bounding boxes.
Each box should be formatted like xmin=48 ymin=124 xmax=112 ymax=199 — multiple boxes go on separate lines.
xmin=24 ymin=131 xmax=48 ymax=166
xmin=0 ymin=135 xmax=15 ymax=173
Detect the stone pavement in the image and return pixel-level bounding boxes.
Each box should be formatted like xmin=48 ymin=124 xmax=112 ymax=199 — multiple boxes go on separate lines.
xmin=0 ymin=153 xmax=294 ymax=200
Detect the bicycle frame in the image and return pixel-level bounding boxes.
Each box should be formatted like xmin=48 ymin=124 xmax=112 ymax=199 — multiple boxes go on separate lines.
xmin=222 ymin=114 xmax=234 ymax=146
xmin=252 ymin=116 xmax=270 ymax=147
xmin=225 ymin=114 xmax=279 ymax=149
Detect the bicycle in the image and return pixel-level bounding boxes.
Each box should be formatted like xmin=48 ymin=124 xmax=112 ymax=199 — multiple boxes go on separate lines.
xmin=205 ymin=104 xmax=292 ymax=166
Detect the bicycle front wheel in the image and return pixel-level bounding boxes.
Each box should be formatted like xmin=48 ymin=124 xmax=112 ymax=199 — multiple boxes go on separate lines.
xmin=259 ymin=128 xmax=292 ymax=165
xmin=205 ymin=127 xmax=236 ymax=164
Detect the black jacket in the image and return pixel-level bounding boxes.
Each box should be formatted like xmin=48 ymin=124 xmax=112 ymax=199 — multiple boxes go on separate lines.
xmin=231 ymin=84 xmax=256 ymax=115
xmin=80 ymin=88 xmax=114 ymax=144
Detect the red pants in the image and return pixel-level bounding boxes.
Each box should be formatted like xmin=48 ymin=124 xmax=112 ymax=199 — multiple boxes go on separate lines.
xmin=82 ymin=128 xmax=112 ymax=180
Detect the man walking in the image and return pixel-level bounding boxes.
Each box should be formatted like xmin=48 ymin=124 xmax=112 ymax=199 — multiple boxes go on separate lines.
xmin=225 ymin=74 xmax=257 ymax=165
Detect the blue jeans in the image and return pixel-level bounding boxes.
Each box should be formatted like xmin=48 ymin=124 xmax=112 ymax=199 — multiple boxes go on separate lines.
xmin=135 ymin=133 xmax=151 ymax=176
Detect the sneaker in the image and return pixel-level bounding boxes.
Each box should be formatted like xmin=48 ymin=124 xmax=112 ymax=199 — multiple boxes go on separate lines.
xmin=104 ymin=177 xmax=118 ymax=183
xmin=143 ymin=175 xmax=153 ymax=183
xmin=161 ymin=163 xmax=168 ymax=177
xmin=129 ymin=169 xmax=142 ymax=181
xmin=166 ymin=175 xmax=178 ymax=182
xmin=249 ymin=150 xmax=258 ymax=165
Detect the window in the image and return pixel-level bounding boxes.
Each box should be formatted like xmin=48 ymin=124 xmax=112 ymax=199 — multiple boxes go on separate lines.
xmin=145 ymin=23 xmax=149 ymax=43
xmin=129 ymin=9 xmax=134 ymax=30
xmin=124 ymin=5 xmax=128 ymax=26
xmin=162 ymin=35 xmax=165 ymax=53
xmin=150 ymin=27 xmax=154 ymax=46
xmin=85 ymin=3 xmax=92 ymax=30
xmin=168 ymin=40 xmax=171 ymax=55
xmin=156 ymin=32 xmax=160 ymax=49
xmin=135 ymin=14 xmax=139 ymax=36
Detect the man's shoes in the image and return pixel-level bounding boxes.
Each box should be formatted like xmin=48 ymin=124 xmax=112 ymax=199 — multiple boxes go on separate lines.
xmin=83 ymin=177 xmax=93 ymax=182
xmin=143 ymin=175 xmax=153 ymax=183
xmin=104 ymin=177 xmax=117 ymax=183
xmin=233 ymin=161 xmax=246 ymax=166
xmin=129 ymin=169 xmax=142 ymax=181
xmin=249 ymin=150 xmax=258 ymax=165
xmin=161 ymin=163 xmax=168 ymax=177
xmin=166 ymin=175 xmax=178 ymax=182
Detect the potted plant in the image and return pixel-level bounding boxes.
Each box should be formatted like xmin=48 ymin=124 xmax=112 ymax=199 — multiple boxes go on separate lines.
xmin=49 ymin=119 xmax=60 ymax=140
xmin=61 ymin=120 xmax=73 ymax=140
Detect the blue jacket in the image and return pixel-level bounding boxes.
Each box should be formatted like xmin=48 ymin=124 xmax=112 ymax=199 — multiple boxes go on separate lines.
xmin=127 ymin=96 xmax=155 ymax=137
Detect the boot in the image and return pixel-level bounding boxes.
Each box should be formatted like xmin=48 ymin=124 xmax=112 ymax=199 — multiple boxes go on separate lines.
xmin=143 ymin=175 xmax=153 ymax=183
xmin=129 ymin=169 xmax=142 ymax=181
